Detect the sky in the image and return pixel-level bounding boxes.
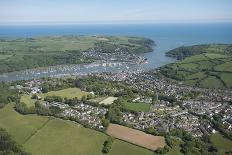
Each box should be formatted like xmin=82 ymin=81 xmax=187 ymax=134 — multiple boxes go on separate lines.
xmin=0 ymin=0 xmax=232 ymax=24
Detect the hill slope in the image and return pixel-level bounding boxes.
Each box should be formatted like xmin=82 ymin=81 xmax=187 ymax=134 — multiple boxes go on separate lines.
xmin=160 ymin=44 xmax=232 ymax=89
xmin=0 ymin=35 xmax=154 ymax=73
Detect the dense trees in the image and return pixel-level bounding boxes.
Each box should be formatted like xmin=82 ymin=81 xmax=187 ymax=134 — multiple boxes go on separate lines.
xmin=0 ymin=128 xmax=30 ymax=155
xmin=167 ymin=129 xmax=218 ymax=155
xmin=0 ymin=82 xmax=20 ymax=109
xmin=44 ymin=96 xmax=63 ymax=102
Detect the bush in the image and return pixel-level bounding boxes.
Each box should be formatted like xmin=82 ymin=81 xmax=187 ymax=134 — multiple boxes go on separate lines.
xmin=102 ymin=137 xmax=114 ymax=153
xmin=15 ymin=102 xmax=35 ymax=114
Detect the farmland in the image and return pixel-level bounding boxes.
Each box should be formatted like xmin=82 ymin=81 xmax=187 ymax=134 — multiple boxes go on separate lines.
xmin=106 ymin=123 xmax=165 ymax=151
xmin=0 ymin=103 xmax=154 ymax=155
xmin=161 ymin=44 xmax=232 ymax=89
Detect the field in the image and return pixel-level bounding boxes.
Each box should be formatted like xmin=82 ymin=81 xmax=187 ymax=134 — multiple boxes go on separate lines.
xmin=0 ymin=103 xmax=49 ymax=144
xmin=0 ymin=103 xmax=154 ymax=155
xmin=211 ymin=133 xmax=232 ymax=155
xmin=108 ymin=139 xmax=153 ymax=155
xmin=161 ymin=44 xmax=232 ymax=89
xmin=125 ymin=102 xmax=151 ymax=112
xmin=99 ymin=97 xmax=118 ymax=105
xmin=40 ymin=88 xmax=89 ymax=99
xmin=106 ymin=123 xmax=165 ymax=151
xmin=20 ymin=95 xmax=36 ymax=107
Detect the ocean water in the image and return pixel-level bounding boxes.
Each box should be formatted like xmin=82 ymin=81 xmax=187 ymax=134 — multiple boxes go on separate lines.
xmin=0 ymin=23 xmax=232 ymax=81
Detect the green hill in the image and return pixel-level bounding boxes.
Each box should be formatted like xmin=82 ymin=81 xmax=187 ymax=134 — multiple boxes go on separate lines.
xmin=160 ymin=44 xmax=232 ymax=89
xmin=0 ymin=35 xmax=154 ymax=73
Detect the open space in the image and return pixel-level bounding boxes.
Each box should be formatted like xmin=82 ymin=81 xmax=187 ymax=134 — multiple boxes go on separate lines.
xmin=99 ymin=97 xmax=118 ymax=105
xmin=40 ymin=88 xmax=89 ymax=99
xmin=211 ymin=133 xmax=232 ymax=155
xmin=125 ymin=102 xmax=151 ymax=112
xmin=106 ymin=123 xmax=165 ymax=151
xmin=0 ymin=103 xmax=154 ymax=155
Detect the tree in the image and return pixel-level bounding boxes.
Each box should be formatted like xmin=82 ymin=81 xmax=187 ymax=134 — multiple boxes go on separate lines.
xmin=31 ymin=94 xmax=37 ymax=99
xmin=0 ymin=128 xmax=30 ymax=155
xmin=41 ymin=85 xmax=49 ymax=93
xmin=101 ymin=118 xmax=110 ymax=128
xmin=102 ymin=137 xmax=114 ymax=153
xmin=15 ymin=102 xmax=35 ymax=114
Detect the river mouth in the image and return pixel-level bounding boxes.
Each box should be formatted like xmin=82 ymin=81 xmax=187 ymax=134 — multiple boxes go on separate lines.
xmin=1 ymin=23 xmax=231 ymax=82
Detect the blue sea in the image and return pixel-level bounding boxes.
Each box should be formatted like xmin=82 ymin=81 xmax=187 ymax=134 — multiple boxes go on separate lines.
xmin=0 ymin=23 xmax=232 ymax=81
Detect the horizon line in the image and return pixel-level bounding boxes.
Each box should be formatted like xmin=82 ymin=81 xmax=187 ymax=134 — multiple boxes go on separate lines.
xmin=0 ymin=20 xmax=232 ymax=26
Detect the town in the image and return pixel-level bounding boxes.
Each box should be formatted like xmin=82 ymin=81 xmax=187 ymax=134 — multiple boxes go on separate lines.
xmin=13 ymin=69 xmax=232 ymax=138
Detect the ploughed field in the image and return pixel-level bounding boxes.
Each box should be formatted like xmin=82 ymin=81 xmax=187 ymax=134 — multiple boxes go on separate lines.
xmin=107 ymin=123 xmax=166 ymax=151
xmin=161 ymin=44 xmax=232 ymax=89
xmin=0 ymin=35 xmax=154 ymax=73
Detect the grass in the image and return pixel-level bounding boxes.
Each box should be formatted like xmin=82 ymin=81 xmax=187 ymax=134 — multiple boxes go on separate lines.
xmin=40 ymin=88 xmax=89 ymax=99
xmin=161 ymin=44 xmax=232 ymax=89
xmin=199 ymin=76 xmax=224 ymax=89
xmin=211 ymin=133 xmax=232 ymax=155
xmin=165 ymin=146 xmax=183 ymax=155
xmin=20 ymin=95 xmax=36 ymax=107
xmin=24 ymin=118 xmax=107 ymax=155
xmin=214 ymin=61 xmax=232 ymax=72
xmin=0 ymin=54 xmax=12 ymax=60
xmin=89 ymin=96 xmax=108 ymax=103
xmin=0 ymin=103 xmax=154 ymax=155
xmin=0 ymin=103 xmax=49 ymax=144
xmin=99 ymin=97 xmax=118 ymax=105
xmin=220 ymin=73 xmax=232 ymax=88
xmin=109 ymin=139 xmax=153 ymax=155
xmin=125 ymin=102 xmax=151 ymax=112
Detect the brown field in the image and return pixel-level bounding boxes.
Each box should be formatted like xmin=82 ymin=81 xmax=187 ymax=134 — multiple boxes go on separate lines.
xmin=106 ymin=124 xmax=165 ymax=151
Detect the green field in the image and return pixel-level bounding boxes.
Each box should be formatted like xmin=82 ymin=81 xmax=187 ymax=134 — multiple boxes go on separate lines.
xmin=0 ymin=103 xmax=154 ymax=155
xmin=211 ymin=133 xmax=232 ymax=155
xmin=108 ymin=139 xmax=153 ymax=155
xmin=161 ymin=44 xmax=232 ymax=89
xmin=0 ymin=103 xmax=49 ymax=144
xmin=20 ymin=95 xmax=37 ymax=107
xmin=125 ymin=102 xmax=151 ymax=112
xmin=41 ymin=88 xmax=89 ymax=99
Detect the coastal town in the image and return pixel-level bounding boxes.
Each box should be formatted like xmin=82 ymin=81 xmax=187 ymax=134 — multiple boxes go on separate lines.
xmin=12 ymin=69 xmax=232 ymax=138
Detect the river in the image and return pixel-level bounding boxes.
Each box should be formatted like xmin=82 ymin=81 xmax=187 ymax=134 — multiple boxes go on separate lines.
xmin=0 ymin=23 xmax=232 ymax=81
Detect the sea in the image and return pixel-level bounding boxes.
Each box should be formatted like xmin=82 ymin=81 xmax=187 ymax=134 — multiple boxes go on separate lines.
xmin=0 ymin=23 xmax=232 ymax=81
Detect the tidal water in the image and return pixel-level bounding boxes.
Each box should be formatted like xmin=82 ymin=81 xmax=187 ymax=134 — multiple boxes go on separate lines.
xmin=0 ymin=23 xmax=232 ymax=81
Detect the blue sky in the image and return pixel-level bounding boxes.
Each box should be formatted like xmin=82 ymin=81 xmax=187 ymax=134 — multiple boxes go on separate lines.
xmin=0 ymin=0 xmax=232 ymax=24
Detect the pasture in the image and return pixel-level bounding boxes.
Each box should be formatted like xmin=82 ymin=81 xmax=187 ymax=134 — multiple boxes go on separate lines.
xmin=0 ymin=103 xmax=153 ymax=155
xmin=161 ymin=53 xmax=232 ymax=89
xmin=0 ymin=103 xmax=49 ymax=144
xmin=125 ymin=102 xmax=151 ymax=112
xmin=40 ymin=88 xmax=89 ymax=99
xmin=106 ymin=123 xmax=165 ymax=151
